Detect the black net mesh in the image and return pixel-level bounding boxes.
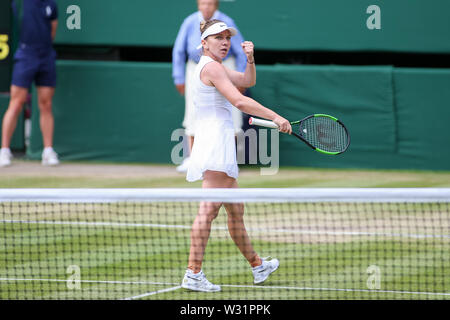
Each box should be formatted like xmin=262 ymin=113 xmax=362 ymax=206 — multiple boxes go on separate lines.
xmin=1 ymin=200 xmax=449 ymax=300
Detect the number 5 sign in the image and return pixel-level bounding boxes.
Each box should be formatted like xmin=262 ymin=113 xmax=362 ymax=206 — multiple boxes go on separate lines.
xmin=0 ymin=34 xmax=10 ymax=60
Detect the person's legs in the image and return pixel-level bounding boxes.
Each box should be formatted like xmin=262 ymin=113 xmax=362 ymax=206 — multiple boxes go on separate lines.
xmin=36 ymin=86 xmax=55 ymax=148
xmin=4 ymin=47 xmax=39 ymax=150
xmin=183 ymin=171 xmax=278 ymax=289
xmin=223 ymin=179 xmax=262 ymax=268
xmin=187 ymin=200 xmax=222 ymax=273
xmin=37 ymin=86 xmax=59 ymax=166
xmin=225 ymin=200 xmax=280 ymax=284
xmin=207 ymin=174 xmax=279 ymax=285
xmin=0 ymin=86 xmax=28 ymax=166
xmin=182 ymin=171 xmax=234 ymax=292
xmin=1 ymin=85 xmax=28 ymax=148
xmin=187 ymin=170 xmax=232 ymax=273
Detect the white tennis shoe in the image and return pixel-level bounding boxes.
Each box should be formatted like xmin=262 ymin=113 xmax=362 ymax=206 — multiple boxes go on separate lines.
xmin=0 ymin=148 xmax=12 ymax=167
xmin=42 ymin=148 xmax=59 ymax=166
xmin=252 ymin=257 xmax=280 ymax=284
xmin=181 ymin=269 xmax=221 ymax=292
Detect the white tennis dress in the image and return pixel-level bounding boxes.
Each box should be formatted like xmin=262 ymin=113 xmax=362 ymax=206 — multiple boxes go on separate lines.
xmin=186 ymin=55 xmax=239 ymax=182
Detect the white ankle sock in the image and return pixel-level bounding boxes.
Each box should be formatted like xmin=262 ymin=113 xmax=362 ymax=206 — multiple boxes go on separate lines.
xmin=43 ymin=147 xmax=54 ymax=154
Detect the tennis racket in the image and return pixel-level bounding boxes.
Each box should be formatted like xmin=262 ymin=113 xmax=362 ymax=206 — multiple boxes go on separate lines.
xmin=249 ymin=114 xmax=350 ymax=155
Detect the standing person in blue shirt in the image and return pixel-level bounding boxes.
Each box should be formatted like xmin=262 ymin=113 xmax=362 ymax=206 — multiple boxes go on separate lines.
xmin=0 ymin=0 xmax=59 ymax=167
xmin=172 ymin=0 xmax=247 ymax=172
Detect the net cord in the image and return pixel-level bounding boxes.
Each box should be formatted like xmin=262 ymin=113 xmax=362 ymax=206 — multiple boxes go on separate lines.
xmin=0 ymin=188 xmax=449 ymax=203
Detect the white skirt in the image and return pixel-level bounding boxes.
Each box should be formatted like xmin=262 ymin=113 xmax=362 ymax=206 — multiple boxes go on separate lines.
xmin=186 ymin=119 xmax=239 ymax=182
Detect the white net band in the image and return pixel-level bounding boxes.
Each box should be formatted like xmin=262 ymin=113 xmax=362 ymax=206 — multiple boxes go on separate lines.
xmin=0 ymin=188 xmax=449 ymax=203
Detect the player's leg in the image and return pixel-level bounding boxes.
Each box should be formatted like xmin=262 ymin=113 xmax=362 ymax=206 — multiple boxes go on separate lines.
xmin=0 ymin=85 xmax=28 ymax=166
xmin=2 ymin=85 xmax=28 ymax=148
xmin=2 ymin=47 xmax=36 ymax=152
xmin=181 ymin=198 xmax=222 ymax=292
xmin=1 ymin=47 xmax=38 ymax=166
xmin=36 ymin=86 xmax=59 ymax=166
xmin=223 ymin=179 xmax=279 ymax=284
xmin=187 ymin=171 xmax=231 ymax=272
xmin=35 ymin=48 xmax=59 ymax=166
xmin=223 ymin=179 xmax=261 ymax=267
xmin=36 ymin=86 xmax=54 ymax=148
xmin=182 ymin=170 xmax=232 ymax=292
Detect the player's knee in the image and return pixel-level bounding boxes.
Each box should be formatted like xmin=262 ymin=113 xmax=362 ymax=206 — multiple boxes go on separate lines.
xmin=7 ymin=98 xmax=25 ymax=115
xmin=208 ymin=205 xmax=221 ymax=221
xmin=200 ymin=202 xmax=222 ymax=221
xmin=226 ymin=203 xmax=244 ymax=219
xmin=198 ymin=211 xmax=219 ymax=225
xmin=208 ymin=211 xmax=220 ymax=222
xmin=38 ymin=99 xmax=52 ymax=113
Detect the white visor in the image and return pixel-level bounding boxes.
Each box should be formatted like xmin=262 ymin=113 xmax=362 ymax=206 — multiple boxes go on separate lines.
xmin=196 ymin=23 xmax=237 ymax=49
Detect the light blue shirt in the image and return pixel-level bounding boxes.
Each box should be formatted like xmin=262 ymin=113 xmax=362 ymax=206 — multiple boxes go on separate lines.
xmin=172 ymin=10 xmax=247 ymax=85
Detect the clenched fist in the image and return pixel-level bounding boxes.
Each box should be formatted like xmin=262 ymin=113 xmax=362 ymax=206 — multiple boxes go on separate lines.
xmin=241 ymin=41 xmax=254 ymax=63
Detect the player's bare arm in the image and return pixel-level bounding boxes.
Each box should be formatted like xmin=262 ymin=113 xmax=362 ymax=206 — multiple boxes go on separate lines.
xmin=51 ymin=20 xmax=58 ymax=41
xmin=224 ymin=41 xmax=256 ymax=88
xmin=202 ymin=61 xmax=291 ymax=134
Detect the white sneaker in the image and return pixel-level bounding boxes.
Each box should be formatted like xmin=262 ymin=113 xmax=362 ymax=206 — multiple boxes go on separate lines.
xmin=176 ymin=157 xmax=190 ymax=173
xmin=42 ymin=148 xmax=59 ymax=166
xmin=252 ymin=257 xmax=280 ymax=284
xmin=181 ymin=269 xmax=221 ymax=292
xmin=0 ymin=148 xmax=12 ymax=167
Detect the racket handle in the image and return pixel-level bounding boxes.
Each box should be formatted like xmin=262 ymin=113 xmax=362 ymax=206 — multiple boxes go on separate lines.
xmin=249 ymin=117 xmax=279 ymax=129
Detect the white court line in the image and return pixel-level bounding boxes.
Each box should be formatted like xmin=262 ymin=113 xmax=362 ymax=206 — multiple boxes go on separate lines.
xmin=0 ymin=219 xmax=193 ymax=230
xmin=2 ymin=219 xmax=449 ymax=239
xmin=0 ymin=277 xmax=178 ymax=286
xmin=1 ymin=277 xmax=450 ymax=298
xmin=219 ymin=284 xmax=450 ymax=297
xmin=122 ymin=286 xmax=182 ymax=300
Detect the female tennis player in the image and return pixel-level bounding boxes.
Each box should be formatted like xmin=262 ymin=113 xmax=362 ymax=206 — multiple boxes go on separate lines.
xmin=181 ymin=19 xmax=292 ymax=292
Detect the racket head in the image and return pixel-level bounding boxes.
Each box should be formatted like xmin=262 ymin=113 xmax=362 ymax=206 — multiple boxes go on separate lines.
xmin=293 ymin=114 xmax=350 ymax=155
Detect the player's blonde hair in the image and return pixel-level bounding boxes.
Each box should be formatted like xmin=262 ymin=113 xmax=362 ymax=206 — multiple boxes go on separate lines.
xmin=200 ymin=19 xmax=222 ymax=35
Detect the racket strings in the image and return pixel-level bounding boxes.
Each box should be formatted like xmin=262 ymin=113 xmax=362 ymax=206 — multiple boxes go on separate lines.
xmin=300 ymin=117 xmax=349 ymax=153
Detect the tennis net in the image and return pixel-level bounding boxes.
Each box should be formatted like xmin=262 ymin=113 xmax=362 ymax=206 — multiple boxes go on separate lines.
xmin=1 ymin=188 xmax=449 ymax=300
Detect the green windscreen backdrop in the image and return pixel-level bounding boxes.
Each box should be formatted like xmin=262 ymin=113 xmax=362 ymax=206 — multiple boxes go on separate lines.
xmin=270 ymin=65 xmax=396 ymax=153
xmin=28 ymin=61 xmax=450 ymax=171
xmin=0 ymin=0 xmax=12 ymax=91
xmin=29 ymin=61 xmax=184 ymax=163
xmin=55 ymin=0 xmax=450 ymax=53
xmin=256 ymin=65 xmax=450 ymax=171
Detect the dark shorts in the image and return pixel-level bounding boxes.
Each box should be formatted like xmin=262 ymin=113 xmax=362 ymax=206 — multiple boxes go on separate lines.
xmin=11 ymin=46 xmax=57 ymax=89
